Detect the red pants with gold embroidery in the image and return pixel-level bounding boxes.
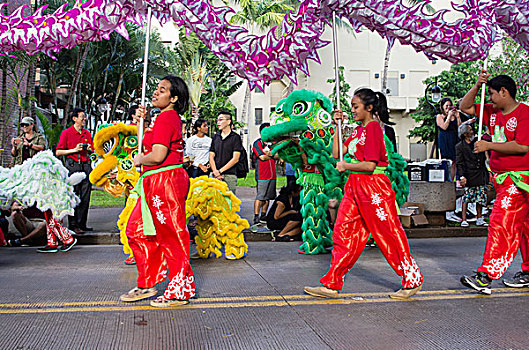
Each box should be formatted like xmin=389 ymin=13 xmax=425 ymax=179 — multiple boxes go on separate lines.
xmin=320 ymin=174 xmax=423 ymax=290
xmin=477 ymin=175 xmax=529 ymax=279
xmin=126 ymin=168 xmax=195 ymax=300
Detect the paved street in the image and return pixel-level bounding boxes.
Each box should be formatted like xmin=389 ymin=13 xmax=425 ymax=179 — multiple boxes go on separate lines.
xmin=1 ymin=237 xmax=529 ymax=349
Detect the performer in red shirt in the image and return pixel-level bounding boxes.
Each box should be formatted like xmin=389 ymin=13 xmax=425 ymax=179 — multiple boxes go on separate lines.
xmin=120 ymin=75 xmax=195 ymax=307
xmin=460 ymin=74 xmax=529 ymax=294
xmin=252 ymin=122 xmax=278 ymax=225
xmin=304 ymin=88 xmax=423 ymax=300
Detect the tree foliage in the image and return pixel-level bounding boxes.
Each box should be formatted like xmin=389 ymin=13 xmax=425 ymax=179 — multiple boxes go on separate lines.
xmin=487 ymin=37 xmax=529 ymax=102
xmin=327 ymin=66 xmax=352 ymax=117
xmin=174 ymin=29 xmax=242 ymax=131
xmin=409 ymin=38 xmax=529 ymax=143
xmin=37 ymin=22 xmax=179 ymax=131
xmin=409 ymin=61 xmax=482 ymax=143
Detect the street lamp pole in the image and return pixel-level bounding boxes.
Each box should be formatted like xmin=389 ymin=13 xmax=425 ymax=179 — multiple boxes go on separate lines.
xmin=424 ymin=79 xmax=442 ymax=159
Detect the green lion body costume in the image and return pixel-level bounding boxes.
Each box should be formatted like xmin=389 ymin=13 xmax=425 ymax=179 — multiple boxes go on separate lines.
xmin=261 ymin=89 xmax=409 ymax=255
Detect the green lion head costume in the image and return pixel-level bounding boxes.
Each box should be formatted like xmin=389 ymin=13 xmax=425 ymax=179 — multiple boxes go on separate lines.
xmin=262 ymin=89 xmax=345 ymax=254
xmin=262 ymin=89 xmax=409 ymax=255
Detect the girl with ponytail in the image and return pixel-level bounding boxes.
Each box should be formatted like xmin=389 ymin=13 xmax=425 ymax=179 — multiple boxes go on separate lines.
xmin=305 ymin=88 xmax=423 ymax=300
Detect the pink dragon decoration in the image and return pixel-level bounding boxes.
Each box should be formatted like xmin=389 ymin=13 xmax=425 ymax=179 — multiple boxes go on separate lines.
xmin=0 ymin=0 xmax=527 ymax=90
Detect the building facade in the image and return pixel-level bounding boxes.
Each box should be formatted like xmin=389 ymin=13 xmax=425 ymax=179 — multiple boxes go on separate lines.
xmin=229 ymin=27 xmax=451 ymax=160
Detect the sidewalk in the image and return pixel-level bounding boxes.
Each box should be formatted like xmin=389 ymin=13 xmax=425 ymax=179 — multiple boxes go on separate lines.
xmin=81 ymin=186 xmax=487 ymax=245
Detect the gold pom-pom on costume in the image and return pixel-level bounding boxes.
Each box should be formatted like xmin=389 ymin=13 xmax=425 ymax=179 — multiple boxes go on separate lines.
xmin=117 ymin=195 xmax=138 ymax=259
xmin=186 ymin=176 xmax=249 ymax=259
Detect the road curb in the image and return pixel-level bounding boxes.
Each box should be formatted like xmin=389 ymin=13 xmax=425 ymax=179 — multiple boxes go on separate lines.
xmin=74 ymin=226 xmax=488 ymax=245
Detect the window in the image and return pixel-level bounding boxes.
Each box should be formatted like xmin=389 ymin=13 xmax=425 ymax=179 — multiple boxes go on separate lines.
xmin=255 ymin=108 xmax=263 ymax=125
xmin=385 ymin=71 xmax=399 ymax=96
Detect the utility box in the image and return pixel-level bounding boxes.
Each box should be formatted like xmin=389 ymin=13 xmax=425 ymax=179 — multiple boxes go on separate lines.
xmin=407 ymin=163 xmax=427 ymax=182
xmin=425 ymin=160 xmax=451 ymax=182
xmin=399 ymin=202 xmax=428 ymax=228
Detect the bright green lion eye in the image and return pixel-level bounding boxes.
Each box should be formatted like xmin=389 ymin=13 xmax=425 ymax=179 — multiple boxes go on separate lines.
xmin=90 ymin=153 xmax=98 ymax=162
xmin=131 ymin=150 xmax=138 ymax=158
xmin=126 ymin=136 xmax=138 ymax=148
xmin=292 ymin=101 xmax=310 ymax=117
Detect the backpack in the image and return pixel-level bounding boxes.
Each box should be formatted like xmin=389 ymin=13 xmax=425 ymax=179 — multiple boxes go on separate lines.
xmin=251 ymin=146 xmax=259 ymax=169
xmin=236 ymin=147 xmax=249 ymax=179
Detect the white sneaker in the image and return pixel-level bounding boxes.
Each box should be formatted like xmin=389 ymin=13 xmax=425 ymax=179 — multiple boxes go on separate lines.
xmin=461 ymin=221 xmax=469 ymax=227
xmin=476 ymin=218 xmax=488 ymax=226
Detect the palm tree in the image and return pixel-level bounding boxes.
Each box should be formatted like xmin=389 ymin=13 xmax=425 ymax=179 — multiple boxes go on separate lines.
xmin=230 ymin=0 xmax=296 ymax=127
xmin=63 ymin=43 xmax=90 ymax=124
xmin=381 ymin=0 xmax=435 ymax=95
xmin=183 ymin=53 xmax=208 ymax=120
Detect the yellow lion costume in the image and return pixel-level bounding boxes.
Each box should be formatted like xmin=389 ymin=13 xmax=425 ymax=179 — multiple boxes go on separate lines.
xmin=89 ymin=123 xmax=249 ymax=263
xmin=89 ymin=123 xmax=139 ymax=263
xmin=187 ymin=176 xmax=249 ymax=259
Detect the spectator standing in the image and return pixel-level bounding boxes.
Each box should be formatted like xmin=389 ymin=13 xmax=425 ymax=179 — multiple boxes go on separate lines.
xmin=209 ymin=111 xmax=243 ymax=194
xmin=186 ymin=118 xmax=212 ymax=178
xmin=456 ymin=123 xmax=489 ymax=227
xmin=128 ymin=105 xmax=139 ymax=124
xmin=252 ymin=123 xmax=278 ymax=225
xmin=56 ymin=108 xmax=93 ymax=234
xmin=436 ymin=97 xmax=462 ymax=180
xmin=11 ymin=117 xmax=46 ymax=165
xmin=8 ymin=116 xmax=47 ymax=246
xmin=459 ymin=73 xmax=529 ymax=294
xmin=383 ymin=124 xmax=397 ymax=153
xmin=285 ymin=162 xmax=296 ymax=187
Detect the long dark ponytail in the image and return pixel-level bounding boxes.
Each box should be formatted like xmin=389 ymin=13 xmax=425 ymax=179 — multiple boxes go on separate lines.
xmin=353 ymin=88 xmax=395 ymax=125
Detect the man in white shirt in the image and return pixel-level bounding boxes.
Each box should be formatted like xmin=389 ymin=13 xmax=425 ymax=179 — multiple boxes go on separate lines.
xmin=185 ymin=118 xmax=212 ymax=178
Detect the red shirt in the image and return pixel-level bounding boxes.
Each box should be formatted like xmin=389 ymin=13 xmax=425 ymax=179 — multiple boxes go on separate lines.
xmin=142 ymin=109 xmax=184 ymax=172
xmin=252 ymin=139 xmax=276 ymax=180
xmin=344 ymin=121 xmax=388 ymax=167
xmin=476 ymin=103 xmax=529 ymax=172
xmin=56 ymin=125 xmax=92 ymax=162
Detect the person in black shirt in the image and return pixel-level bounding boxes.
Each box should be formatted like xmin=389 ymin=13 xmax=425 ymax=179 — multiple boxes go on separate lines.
xmin=456 ymin=123 xmax=489 ymax=227
xmin=209 ymin=111 xmax=243 ymax=194
xmin=266 ymin=183 xmax=302 ymax=242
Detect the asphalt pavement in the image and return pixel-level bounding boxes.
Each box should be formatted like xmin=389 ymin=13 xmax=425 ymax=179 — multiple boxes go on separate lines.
xmin=1 ymin=238 xmax=528 ymax=349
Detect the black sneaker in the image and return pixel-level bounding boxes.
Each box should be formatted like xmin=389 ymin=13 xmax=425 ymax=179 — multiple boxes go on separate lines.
xmin=36 ymin=245 xmax=59 ymax=253
xmin=60 ymin=238 xmax=77 ymax=252
xmin=259 ymin=215 xmax=267 ymax=224
xmin=7 ymin=239 xmax=22 ymax=247
xmin=253 ymin=215 xmax=260 ymax=225
xmin=503 ymin=271 xmax=529 ymax=288
xmin=461 ymin=272 xmax=492 ymax=295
